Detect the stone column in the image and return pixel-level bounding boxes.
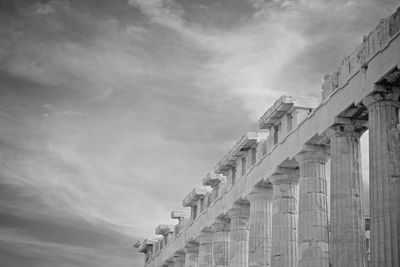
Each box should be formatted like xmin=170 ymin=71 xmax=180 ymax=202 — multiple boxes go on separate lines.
xmin=228 ymin=205 xmax=250 ymax=267
xmin=270 ymin=169 xmax=299 ymax=267
xmin=327 ymin=124 xmax=366 ymax=267
xmin=247 ymin=186 xmax=273 ymax=267
xmin=212 ymin=219 xmax=230 ymax=267
xmin=295 ymin=148 xmax=329 ymax=267
xmin=184 ymin=244 xmax=199 ymax=267
xmin=198 ymin=231 xmax=213 ymax=267
xmin=363 ymin=88 xmax=400 ymax=267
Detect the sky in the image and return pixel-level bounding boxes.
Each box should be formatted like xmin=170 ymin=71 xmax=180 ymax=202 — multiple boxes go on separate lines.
xmin=0 ymin=0 xmax=399 ymax=266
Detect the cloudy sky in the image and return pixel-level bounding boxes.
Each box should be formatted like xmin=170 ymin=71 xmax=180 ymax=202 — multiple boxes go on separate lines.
xmin=0 ymin=0 xmax=399 ymax=266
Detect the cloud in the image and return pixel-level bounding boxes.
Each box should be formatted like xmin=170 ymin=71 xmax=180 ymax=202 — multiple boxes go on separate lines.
xmin=0 ymin=227 xmax=138 ymax=267
xmin=128 ymin=0 xmax=185 ymax=28
xmin=0 ymin=1 xmax=398 ymax=266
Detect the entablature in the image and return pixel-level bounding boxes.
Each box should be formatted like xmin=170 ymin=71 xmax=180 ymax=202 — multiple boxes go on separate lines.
xmin=321 ymin=7 xmax=400 ymax=101
xmin=259 ymin=96 xmax=294 ymax=129
xmin=182 ymin=187 xmax=211 ymax=207
xmin=258 ymin=96 xmax=316 ymax=130
xmin=214 ymin=132 xmax=268 ymax=174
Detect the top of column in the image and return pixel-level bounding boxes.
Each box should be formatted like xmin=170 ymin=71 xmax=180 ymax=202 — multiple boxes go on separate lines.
xmin=362 ymin=85 xmax=400 ymax=107
xmin=197 ymin=229 xmax=213 ymax=244
xmin=246 ymin=186 xmax=273 ymax=201
xmin=325 ymin=122 xmax=366 ymax=138
xmin=227 ymin=204 xmax=250 ymax=219
xmin=211 ymin=218 xmax=230 ymax=232
xmin=295 ymin=145 xmax=329 ymax=163
xmin=269 ymin=167 xmax=299 ymax=185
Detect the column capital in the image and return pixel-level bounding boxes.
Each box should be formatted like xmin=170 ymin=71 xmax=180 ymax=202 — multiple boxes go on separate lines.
xmin=295 ymin=147 xmax=329 ymax=164
xmin=198 ymin=229 xmax=213 ymax=243
xmin=325 ymin=123 xmax=365 ymax=139
xmin=362 ymin=85 xmax=400 ymax=108
xmin=270 ymin=168 xmax=299 ymax=185
xmin=211 ymin=218 xmax=230 ymax=232
xmin=227 ymin=204 xmax=250 ymax=219
xmin=246 ymin=186 xmax=273 ymax=201
xmin=171 ymin=253 xmax=185 ymax=265
xmin=184 ymin=242 xmax=199 ymax=254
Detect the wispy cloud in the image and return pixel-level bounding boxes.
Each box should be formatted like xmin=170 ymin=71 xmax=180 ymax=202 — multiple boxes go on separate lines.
xmin=0 ymin=0 xmax=397 ymax=265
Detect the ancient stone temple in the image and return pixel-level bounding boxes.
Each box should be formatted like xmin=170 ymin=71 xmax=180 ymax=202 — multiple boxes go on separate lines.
xmin=135 ymin=7 xmax=400 ymax=267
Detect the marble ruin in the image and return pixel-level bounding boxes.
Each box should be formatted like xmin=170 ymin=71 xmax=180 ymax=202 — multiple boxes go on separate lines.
xmin=136 ymin=7 xmax=400 ymax=267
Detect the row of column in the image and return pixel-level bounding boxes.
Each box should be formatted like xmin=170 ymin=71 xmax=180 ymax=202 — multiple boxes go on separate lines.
xmin=172 ymin=128 xmax=363 ymax=267
xmin=165 ymin=89 xmax=399 ymax=267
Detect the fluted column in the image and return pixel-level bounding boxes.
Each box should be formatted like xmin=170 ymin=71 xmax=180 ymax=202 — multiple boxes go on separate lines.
xmin=228 ymin=205 xmax=250 ymax=267
xmin=198 ymin=231 xmax=213 ymax=267
xmin=247 ymin=187 xmax=273 ymax=267
xmin=295 ymin=149 xmax=329 ymax=267
xmin=327 ymin=124 xmax=366 ymax=267
xmin=363 ymin=88 xmax=400 ymax=267
xmin=184 ymin=244 xmax=199 ymax=267
xmin=212 ymin=219 xmax=230 ymax=267
xmin=270 ymin=169 xmax=299 ymax=267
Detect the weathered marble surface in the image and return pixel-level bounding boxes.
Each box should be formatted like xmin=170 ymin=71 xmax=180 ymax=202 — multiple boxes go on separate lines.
xmin=364 ymin=88 xmax=400 ymax=267
xmin=270 ymin=170 xmax=299 ymax=267
xmin=296 ymin=149 xmax=329 ymax=267
xmin=328 ymin=125 xmax=366 ymax=267
xmin=248 ymin=187 xmax=273 ymax=267
xmin=228 ymin=206 xmax=250 ymax=267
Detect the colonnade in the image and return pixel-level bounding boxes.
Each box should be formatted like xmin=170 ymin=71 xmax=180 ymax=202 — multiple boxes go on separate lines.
xmin=136 ymin=87 xmax=400 ymax=267
xmin=135 ymin=7 xmax=400 ymax=267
